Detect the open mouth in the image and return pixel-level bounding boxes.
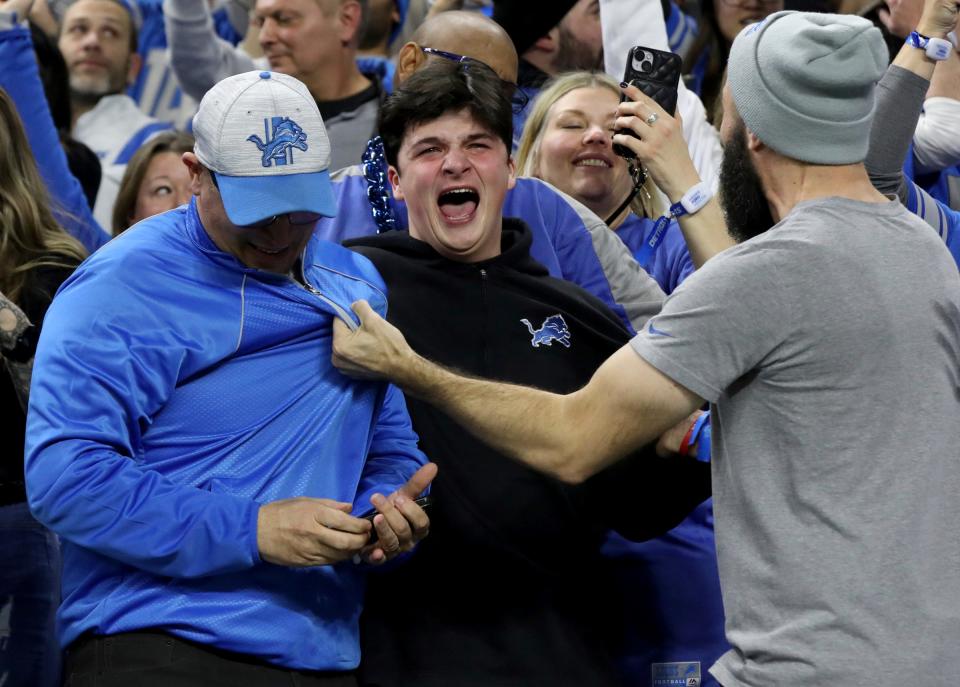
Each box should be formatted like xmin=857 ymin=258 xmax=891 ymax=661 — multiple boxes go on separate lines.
xmin=437 ymin=187 xmax=479 ymax=223
xmin=574 ymin=157 xmax=612 ymax=168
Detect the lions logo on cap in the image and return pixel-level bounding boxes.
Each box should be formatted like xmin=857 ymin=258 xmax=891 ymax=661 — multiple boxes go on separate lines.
xmin=247 ymin=117 xmax=308 ymax=168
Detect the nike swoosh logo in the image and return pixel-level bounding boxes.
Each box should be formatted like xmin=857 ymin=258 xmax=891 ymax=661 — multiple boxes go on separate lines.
xmin=648 ymin=322 xmax=673 ymax=338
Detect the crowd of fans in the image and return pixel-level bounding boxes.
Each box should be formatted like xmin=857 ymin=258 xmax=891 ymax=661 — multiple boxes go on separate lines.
xmin=1 ymin=0 xmax=958 ymax=685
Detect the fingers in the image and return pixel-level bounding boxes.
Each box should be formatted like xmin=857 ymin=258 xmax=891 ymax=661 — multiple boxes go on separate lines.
xmin=619 ymin=83 xmax=669 ymax=118
xmin=350 ymin=299 xmax=377 ymax=326
xmin=398 ymin=462 xmax=438 ymax=499
xmin=370 ymin=493 xmax=407 ymax=553
xmin=394 ymin=494 xmax=431 ymax=540
xmin=257 ymin=498 xmax=372 ymax=567
xmin=312 ymin=500 xmax=372 ymax=535
xmin=359 ymin=487 xmax=433 ymax=565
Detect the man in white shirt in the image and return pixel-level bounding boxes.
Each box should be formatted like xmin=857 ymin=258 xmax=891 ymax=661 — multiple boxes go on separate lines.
xmin=59 ymin=0 xmax=171 ymax=229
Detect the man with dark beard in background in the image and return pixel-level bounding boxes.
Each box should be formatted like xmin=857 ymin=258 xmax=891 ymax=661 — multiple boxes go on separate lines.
xmin=494 ymin=0 xmax=603 ymax=148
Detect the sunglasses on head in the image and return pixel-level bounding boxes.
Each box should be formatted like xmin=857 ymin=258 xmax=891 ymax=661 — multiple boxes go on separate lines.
xmin=209 ymin=171 xmax=324 ymax=228
xmin=420 ymin=46 xmax=529 ymax=115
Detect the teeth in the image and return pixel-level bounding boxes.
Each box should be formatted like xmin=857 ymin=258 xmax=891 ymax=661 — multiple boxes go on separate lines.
xmin=445 ymin=188 xmax=475 ymax=194
xmin=575 ymin=159 xmax=609 ymax=167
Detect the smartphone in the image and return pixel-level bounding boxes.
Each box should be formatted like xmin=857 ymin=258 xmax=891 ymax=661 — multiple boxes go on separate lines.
xmin=613 ymin=45 xmax=683 ymax=159
xmin=360 ymin=495 xmax=433 ymax=545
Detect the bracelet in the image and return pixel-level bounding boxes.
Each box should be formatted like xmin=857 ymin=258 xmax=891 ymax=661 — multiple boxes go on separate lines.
xmin=678 ymin=412 xmax=709 ymax=457
xmin=906 ymin=31 xmax=953 ymax=61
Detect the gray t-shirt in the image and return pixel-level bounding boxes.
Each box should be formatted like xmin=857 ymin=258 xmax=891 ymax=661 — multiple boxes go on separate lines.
xmin=631 ymin=197 xmax=960 ymax=686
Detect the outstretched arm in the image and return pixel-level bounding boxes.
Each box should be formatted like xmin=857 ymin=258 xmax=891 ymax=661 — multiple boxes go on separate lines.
xmin=332 ymin=301 xmax=703 ymax=484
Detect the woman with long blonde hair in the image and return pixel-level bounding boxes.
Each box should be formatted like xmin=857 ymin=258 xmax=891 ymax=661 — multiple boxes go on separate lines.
xmin=0 ymin=85 xmax=86 ymax=687
xmin=516 ymin=71 xmax=694 ymax=294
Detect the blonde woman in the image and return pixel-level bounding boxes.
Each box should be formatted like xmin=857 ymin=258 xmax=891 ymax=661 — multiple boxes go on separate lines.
xmin=517 ymin=71 xmax=694 ymax=294
xmin=0 ymin=86 xmax=86 ymax=687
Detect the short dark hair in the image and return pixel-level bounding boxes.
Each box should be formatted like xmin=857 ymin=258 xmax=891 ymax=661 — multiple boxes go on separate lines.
xmin=378 ymin=59 xmax=513 ymax=170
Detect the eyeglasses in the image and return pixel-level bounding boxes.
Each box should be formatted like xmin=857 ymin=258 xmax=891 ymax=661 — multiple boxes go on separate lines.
xmin=419 ymin=46 xmax=529 ymax=115
xmin=209 ymin=171 xmax=323 ymax=228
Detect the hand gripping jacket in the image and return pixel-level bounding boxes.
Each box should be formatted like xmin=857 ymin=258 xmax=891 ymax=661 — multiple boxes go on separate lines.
xmin=24 ymin=200 xmax=427 ymax=671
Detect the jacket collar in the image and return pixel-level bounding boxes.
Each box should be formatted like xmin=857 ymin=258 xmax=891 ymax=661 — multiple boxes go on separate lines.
xmin=344 ymin=218 xmax=549 ymax=276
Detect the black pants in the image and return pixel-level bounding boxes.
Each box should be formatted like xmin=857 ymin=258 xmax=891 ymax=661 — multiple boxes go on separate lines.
xmin=63 ymin=631 xmax=359 ymax=687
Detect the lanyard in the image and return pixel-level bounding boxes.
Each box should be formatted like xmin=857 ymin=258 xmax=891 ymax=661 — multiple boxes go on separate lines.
xmin=634 ymin=198 xmax=689 ymax=265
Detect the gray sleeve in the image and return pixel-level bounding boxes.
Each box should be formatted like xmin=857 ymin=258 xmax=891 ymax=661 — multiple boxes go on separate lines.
xmin=629 ymin=243 xmax=793 ymax=403
xmin=562 ymin=191 xmax=667 ymax=331
xmin=866 ymin=65 xmax=930 ymax=203
xmin=163 ymin=0 xmax=255 ymax=102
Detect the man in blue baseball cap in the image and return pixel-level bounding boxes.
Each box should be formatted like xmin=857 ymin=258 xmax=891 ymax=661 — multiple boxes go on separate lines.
xmin=25 ymin=69 xmax=436 ymax=685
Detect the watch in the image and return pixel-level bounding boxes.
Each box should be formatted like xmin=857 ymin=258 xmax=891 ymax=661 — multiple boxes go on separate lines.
xmin=906 ymin=31 xmax=953 ymax=61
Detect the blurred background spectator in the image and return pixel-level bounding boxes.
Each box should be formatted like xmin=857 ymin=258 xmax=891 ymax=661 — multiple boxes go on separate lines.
xmin=111 ymin=129 xmax=193 ymax=233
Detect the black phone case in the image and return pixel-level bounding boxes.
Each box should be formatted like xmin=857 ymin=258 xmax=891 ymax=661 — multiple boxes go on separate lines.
xmin=613 ymin=46 xmax=682 ymax=159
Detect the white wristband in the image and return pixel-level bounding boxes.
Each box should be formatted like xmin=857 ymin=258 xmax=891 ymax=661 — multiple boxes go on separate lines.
xmin=907 ymin=31 xmax=953 ymax=61
xmin=678 ymin=181 xmax=712 ymax=216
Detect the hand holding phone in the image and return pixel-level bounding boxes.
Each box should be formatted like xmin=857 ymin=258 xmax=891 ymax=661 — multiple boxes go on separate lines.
xmin=613 ymin=46 xmax=682 ymax=160
xmin=359 ymin=495 xmax=433 ymax=545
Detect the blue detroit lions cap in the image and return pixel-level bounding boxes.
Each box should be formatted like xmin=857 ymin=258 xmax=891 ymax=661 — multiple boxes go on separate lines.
xmin=192 ymin=70 xmax=337 ymax=226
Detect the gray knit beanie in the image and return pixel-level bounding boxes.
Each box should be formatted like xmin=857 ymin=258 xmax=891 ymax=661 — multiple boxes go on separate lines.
xmin=727 ymin=11 xmax=888 ymax=165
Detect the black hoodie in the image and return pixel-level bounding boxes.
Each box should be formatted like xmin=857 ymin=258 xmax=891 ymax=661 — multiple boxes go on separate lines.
xmin=348 ymin=220 xmax=709 ymax=687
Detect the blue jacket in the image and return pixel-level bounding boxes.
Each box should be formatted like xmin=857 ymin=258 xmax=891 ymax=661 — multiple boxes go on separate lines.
xmin=320 ymin=152 xmax=662 ymax=335
xmin=0 ymin=25 xmax=109 ymax=253
xmin=25 ymin=200 xmax=427 ymax=670
xmin=903 ymin=144 xmax=960 ymax=267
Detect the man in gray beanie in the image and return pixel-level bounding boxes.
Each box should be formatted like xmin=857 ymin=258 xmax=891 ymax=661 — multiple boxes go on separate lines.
xmin=328 ymin=8 xmax=960 ymax=686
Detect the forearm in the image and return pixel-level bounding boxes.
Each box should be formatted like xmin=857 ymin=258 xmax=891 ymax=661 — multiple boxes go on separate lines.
xmin=395 ymin=353 xmax=581 ymax=480
xmin=673 ymin=198 xmax=732 ymax=264
xmin=164 ymin=0 xmax=254 ymax=101
xmin=656 ymin=160 xmax=733 ymax=264
xmin=390 ymin=344 xmax=684 ymax=484
xmin=642 ymin=126 xmax=733 ymax=264
xmin=867 ymin=65 xmax=930 ymax=199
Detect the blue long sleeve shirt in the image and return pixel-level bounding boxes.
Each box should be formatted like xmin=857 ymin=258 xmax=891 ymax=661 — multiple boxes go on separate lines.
xmin=25 ymin=200 xmax=427 ymax=670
